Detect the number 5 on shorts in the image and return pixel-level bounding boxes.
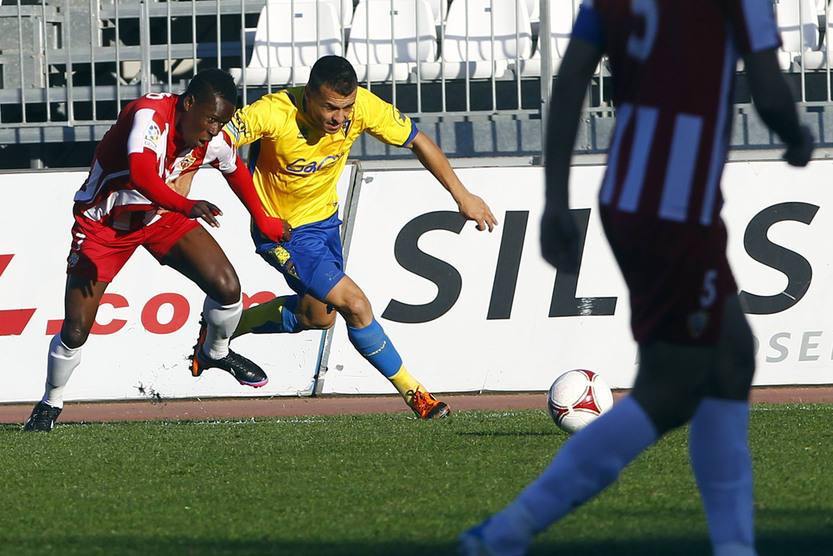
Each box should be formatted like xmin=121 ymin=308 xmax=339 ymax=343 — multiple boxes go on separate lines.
xmin=700 ymin=269 xmax=718 ymax=308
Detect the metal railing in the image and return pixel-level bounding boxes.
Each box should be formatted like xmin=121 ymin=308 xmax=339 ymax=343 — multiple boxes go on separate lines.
xmin=0 ymin=0 xmax=557 ymax=138
xmin=0 ymin=0 xmax=830 ymax=147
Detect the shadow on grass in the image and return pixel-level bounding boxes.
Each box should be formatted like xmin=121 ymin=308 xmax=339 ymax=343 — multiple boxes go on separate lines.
xmin=3 ymin=533 xmax=830 ymax=556
xmin=457 ymin=431 xmax=560 ymax=438
xmin=534 ymin=534 xmax=833 ymax=556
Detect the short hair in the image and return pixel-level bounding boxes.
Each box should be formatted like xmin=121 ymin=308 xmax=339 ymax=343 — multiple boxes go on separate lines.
xmin=184 ymin=68 xmax=237 ymax=106
xmin=308 ymin=55 xmax=358 ymax=96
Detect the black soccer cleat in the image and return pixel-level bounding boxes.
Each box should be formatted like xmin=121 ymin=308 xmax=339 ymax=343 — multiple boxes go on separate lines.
xmin=189 ymin=315 xmax=268 ymax=388
xmin=193 ymin=347 xmax=269 ymax=388
xmin=23 ymin=401 xmax=62 ymax=432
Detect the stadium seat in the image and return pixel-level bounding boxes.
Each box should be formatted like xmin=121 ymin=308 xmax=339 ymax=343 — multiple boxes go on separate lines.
xmin=775 ymin=0 xmax=823 ymax=70
xmin=421 ymin=0 xmax=533 ymax=80
xmin=526 ymin=0 xmax=539 ymax=24
xmin=518 ymin=0 xmax=580 ymax=77
xmin=229 ymin=0 xmax=346 ymax=86
xmin=334 ymin=0 xmax=355 ymax=28
xmin=347 ymin=0 xmax=438 ymax=83
xmin=426 ymin=0 xmax=446 ymax=25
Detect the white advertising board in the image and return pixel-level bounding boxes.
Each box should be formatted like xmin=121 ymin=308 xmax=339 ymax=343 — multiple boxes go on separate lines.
xmin=0 ymin=165 xmax=354 ymax=403
xmin=324 ymin=161 xmax=833 ymax=394
xmin=3 ymin=158 xmax=831 ymax=403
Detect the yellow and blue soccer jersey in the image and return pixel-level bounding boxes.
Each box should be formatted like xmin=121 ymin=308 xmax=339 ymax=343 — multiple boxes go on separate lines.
xmin=224 ymin=86 xmax=417 ymax=227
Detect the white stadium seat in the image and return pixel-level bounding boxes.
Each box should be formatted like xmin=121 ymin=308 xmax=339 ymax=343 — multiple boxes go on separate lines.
xmin=347 ymin=0 xmax=438 ymax=83
xmin=230 ymin=0 xmax=346 ymax=86
xmin=775 ymin=0 xmax=822 ymax=70
xmin=518 ymin=0 xmax=581 ymax=77
xmin=426 ymin=0 xmax=446 ymax=25
xmin=421 ymin=0 xmax=533 ymax=80
xmin=526 ymin=0 xmax=539 ymax=24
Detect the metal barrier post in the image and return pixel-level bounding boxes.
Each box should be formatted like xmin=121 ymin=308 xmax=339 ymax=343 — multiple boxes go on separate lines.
xmin=539 ymin=0 xmax=553 ymax=161
xmin=140 ymin=0 xmax=151 ymax=94
xmin=63 ymin=0 xmax=75 ymax=124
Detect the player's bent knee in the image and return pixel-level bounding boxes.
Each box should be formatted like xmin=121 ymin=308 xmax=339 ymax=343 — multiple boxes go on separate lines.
xmin=60 ymin=322 xmax=90 ymax=349
xmin=298 ymin=311 xmax=336 ymax=330
xmin=207 ymin=266 xmax=241 ymax=305
xmin=337 ymin=297 xmax=372 ymax=324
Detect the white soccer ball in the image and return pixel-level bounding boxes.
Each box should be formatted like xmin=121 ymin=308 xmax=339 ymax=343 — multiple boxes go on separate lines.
xmin=547 ymin=369 xmax=614 ymax=434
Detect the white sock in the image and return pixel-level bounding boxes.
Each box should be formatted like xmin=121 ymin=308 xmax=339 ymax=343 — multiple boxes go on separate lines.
xmin=42 ymin=334 xmax=82 ymax=409
xmin=201 ymin=296 xmax=242 ymax=360
xmin=481 ymin=396 xmax=658 ymax=550
xmin=689 ymin=397 xmax=756 ymax=555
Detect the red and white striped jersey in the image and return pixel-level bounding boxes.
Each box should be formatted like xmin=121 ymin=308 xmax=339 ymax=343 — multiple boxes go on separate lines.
xmin=574 ymin=0 xmax=780 ymax=225
xmin=74 ymin=92 xmax=239 ymax=229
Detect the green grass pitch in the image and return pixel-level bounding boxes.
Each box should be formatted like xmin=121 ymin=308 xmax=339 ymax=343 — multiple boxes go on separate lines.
xmin=1 ymin=404 xmax=831 ymax=555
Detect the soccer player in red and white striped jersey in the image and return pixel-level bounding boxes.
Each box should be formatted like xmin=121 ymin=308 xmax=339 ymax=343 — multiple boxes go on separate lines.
xmin=461 ymin=1 xmax=813 ymax=554
xmin=24 ymin=69 xmax=291 ymax=432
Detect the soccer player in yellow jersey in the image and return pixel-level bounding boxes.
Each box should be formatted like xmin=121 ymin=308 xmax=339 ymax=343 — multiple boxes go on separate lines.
xmin=214 ymin=55 xmax=498 ymax=418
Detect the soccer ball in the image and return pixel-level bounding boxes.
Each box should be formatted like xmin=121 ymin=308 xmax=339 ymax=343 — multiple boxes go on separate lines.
xmin=547 ymin=369 xmax=614 ymax=434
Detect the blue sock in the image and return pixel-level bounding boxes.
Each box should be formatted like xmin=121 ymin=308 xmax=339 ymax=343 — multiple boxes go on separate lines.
xmin=279 ymin=296 xmax=301 ymax=333
xmin=689 ymin=398 xmax=755 ymax=554
xmin=485 ymin=395 xmax=658 ymax=547
xmin=347 ymin=319 xmax=402 ymax=378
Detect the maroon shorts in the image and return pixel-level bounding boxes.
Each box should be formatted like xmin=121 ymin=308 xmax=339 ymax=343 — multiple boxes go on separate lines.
xmin=66 ymin=209 xmax=199 ymax=282
xmin=600 ymin=208 xmax=737 ymax=345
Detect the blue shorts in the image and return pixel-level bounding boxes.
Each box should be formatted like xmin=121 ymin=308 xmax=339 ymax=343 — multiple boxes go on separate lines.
xmin=252 ymin=212 xmax=345 ymax=301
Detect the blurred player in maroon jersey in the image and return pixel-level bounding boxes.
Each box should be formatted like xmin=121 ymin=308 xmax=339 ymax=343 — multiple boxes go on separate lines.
xmin=460 ymin=1 xmax=813 ymax=554
xmin=24 ymin=69 xmax=290 ymax=432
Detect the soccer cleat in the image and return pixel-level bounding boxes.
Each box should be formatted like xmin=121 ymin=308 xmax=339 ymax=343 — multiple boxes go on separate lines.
xmin=407 ymin=387 xmax=451 ymax=419
xmin=23 ymin=401 xmax=62 ymax=432
xmin=192 ymin=348 xmax=269 ymax=387
xmin=190 ymin=317 xmax=209 ymax=378
xmin=189 ymin=316 xmax=268 ymax=388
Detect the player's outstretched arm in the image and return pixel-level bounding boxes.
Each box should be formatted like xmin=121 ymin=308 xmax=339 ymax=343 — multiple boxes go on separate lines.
xmin=541 ymin=37 xmax=603 ymax=274
xmin=744 ymin=48 xmax=814 ymax=166
xmin=407 ymin=130 xmax=498 ymax=232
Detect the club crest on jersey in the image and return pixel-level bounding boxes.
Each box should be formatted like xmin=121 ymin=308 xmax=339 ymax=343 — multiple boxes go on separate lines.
xmin=178 ymin=154 xmax=197 ymax=170
xmin=144 ymin=122 xmax=161 ymax=149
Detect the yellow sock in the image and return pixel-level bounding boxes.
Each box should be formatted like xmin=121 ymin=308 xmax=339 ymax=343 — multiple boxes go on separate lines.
xmin=388 ymin=366 xmax=425 ymax=405
xmin=232 ymin=295 xmax=299 ymax=338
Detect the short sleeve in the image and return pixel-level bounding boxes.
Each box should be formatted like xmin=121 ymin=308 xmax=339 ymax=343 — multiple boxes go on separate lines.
xmin=206 ymin=130 xmax=239 ymax=174
xmin=126 ymin=108 xmax=165 ymax=157
xmin=572 ymin=1 xmax=605 ymax=48
xmin=723 ymin=0 xmax=781 ymax=54
xmin=356 ymin=88 xmax=418 ymax=147
xmin=224 ymin=93 xmax=290 ymax=147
